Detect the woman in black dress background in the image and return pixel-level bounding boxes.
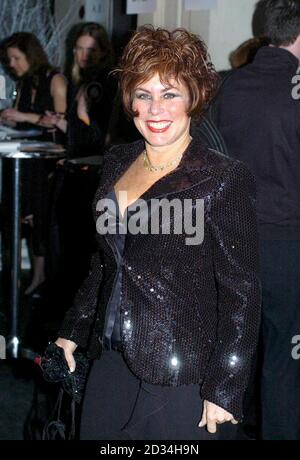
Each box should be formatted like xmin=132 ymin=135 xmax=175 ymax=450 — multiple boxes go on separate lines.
xmin=0 ymin=32 xmax=67 ymax=295
xmin=44 ymin=23 xmax=116 ymax=312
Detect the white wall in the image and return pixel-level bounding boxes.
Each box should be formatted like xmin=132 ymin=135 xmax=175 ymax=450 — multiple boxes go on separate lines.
xmin=137 ymin=0 xmax=258 ymax=71
xmin=55 ymin=0 xmax=112 ymax=31
xmin=209 ymin=0 xmax=257 ymax=70
xmin=55 ymin=0 xmax=258 ymax=70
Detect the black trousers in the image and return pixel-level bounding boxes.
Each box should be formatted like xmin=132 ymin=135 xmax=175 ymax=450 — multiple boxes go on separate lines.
xmin=80 ymin=351 xmax=238 ymax=441
xmin=260 ymin=239 xmax=300 ymax=440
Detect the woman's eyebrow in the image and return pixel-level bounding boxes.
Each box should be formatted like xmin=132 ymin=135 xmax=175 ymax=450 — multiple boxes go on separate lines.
xmin=135 ymin=86 xmax=178 ymax=93
xmin=135 ymin=88 xmax=151 ymax=93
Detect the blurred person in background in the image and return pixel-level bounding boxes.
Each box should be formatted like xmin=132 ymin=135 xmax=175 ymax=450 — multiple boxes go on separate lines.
xmin=215 ymin=0 xmax=300 ymax=440
xmin=45 ymin=23 xmax=116 ymax=314
xmin=0 ymin=32 xmax=67 ymax=296
xmin=229 ymin=36 xmax=270 ymax=69
xmin=44 ymin=22 xmax=116 ymax=158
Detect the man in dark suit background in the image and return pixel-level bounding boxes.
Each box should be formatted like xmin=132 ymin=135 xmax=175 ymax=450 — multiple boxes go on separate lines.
xmin=215 ymin=0 xmax=300 ymax=440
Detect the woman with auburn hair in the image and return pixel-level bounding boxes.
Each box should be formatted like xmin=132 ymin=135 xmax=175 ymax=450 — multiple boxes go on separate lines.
xmin=0 ymin=32 xmax=67 ymax=296
xmin=48 ymin=26 xmax=261 ymax=440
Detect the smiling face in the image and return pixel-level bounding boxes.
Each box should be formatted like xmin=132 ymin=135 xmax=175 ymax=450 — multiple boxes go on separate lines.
xmin=7 ymin=47 xmax=30 ymax=77
xmin=132 ymin=73 xmax=191 ymax=148
xmin=74 ymin=35 xmax=102 ymax=69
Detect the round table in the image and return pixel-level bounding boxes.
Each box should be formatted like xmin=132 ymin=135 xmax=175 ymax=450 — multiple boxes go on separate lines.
xmin=0 ymin=147 xmax=65 ymax=358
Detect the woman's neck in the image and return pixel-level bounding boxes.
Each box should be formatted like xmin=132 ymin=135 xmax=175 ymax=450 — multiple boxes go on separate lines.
xmin=145 ymin=129 xmax=192 ymax=166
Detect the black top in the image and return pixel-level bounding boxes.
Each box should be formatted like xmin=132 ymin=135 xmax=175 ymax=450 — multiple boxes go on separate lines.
xmin=16 ymin=67 xmax=62 ymax=142
xmin=14 ymin=67 xmax=62 ymax=220
xmin=103 ymin=189 xmax=126 ymax=350
xmin=66 ymin=70 xmax=116 ymax=159
xmin=102 ymin=189 xmax=140 ymax=350
xmin=215 ymin=46 xmax=300 ymax=239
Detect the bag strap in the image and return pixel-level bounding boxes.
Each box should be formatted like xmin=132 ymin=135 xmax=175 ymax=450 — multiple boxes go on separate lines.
xmin=68 ymin=398 xmax=76 ymax=440
xmin=42 ymin=387 xmax=77 ymax=441
xmin=42 ymin=387 xmax=66 ymax=440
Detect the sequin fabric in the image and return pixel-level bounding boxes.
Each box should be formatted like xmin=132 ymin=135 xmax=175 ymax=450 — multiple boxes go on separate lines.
xmin=59 ymin=135 xmax=261 ymax=421
xmin=40 ymin=342 xmax=89 ymax=404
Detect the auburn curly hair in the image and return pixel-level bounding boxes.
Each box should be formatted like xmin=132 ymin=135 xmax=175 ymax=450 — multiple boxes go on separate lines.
xmin=116 ymin=25 xmax=219 ymax=119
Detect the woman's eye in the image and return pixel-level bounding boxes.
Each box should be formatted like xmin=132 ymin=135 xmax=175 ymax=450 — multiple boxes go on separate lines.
xmin=164 ymin=93 xmax=177 ymax=99
xmin=136 ymin=93 xmax=151 ymax=100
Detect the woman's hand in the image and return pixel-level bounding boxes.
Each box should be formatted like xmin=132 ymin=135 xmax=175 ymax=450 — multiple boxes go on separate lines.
xmin=1 ymin=108 xmax=26 ymax=123
xmin=39 ymin=112 xmax=59 ymax=128
xmin=199 ymin=400 xmax=238 ymax=433
xmin=55 ymin=338 xmax=78 ymax=373
xmin=22 ymin=214 xmax=34 ymax=227
xmin=40 ymin=111 xmax=67 ymax=133
xmin=56 ymin=158 xmax=66 ymax=167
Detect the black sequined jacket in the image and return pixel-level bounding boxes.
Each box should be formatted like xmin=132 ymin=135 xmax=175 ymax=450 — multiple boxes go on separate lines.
xmin=59 ymin=136 xmax=261 ymax=421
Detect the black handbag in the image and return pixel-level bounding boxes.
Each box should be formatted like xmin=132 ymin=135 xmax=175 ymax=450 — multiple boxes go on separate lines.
xmin=37 ymin=342 xmax=90 ymax=440
xmin=39 ymin=342 xmax=89 ymax=404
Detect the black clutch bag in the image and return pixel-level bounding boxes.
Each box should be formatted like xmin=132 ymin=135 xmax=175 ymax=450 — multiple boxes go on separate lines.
xmin=39 ymin=342 xmax=90 ymax=404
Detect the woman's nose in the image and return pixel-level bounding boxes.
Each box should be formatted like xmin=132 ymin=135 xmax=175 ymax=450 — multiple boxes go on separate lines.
xmin=83 ymin=49 xmax=90 ymax=59
xmin=149 ymin=99 xmax=164 ymax=115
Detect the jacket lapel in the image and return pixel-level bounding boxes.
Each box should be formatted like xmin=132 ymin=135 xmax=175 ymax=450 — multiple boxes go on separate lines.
xmin=95 ymin=140 xmax=144 ymax=202
xmin=94 ymin=136 xmax=214 ymax=258
xmin=141 ymin=137 xmax=212 ymax=201
xmin=94 ymin=135 xmax=213 ymax=211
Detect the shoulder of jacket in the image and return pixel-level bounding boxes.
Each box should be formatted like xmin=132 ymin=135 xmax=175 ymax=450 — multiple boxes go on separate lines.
xmin=206 ymin=147 xmax=236 ymax=170
xmin=103 ymin=140 xmax=142 ymax=163
xmin=206 ymin=148 xmax=255 ymax=185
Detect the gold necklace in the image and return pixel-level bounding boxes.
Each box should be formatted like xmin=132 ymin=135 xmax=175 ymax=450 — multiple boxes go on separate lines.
xmin=143 ymin=150 xmax=183 ymax=172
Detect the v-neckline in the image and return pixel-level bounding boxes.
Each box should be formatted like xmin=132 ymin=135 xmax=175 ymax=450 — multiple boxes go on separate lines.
xmin=113 ymin=153 xmax=187 ymax=219
xmin=113 ymin=187 xmax=142 ymax=220
xmin=95 ymin=136 xmax=210 ymax=222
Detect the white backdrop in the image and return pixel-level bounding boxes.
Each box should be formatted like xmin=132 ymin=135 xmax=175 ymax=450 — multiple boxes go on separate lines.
xmin=137 ymin=0 xmax=258 ymax=71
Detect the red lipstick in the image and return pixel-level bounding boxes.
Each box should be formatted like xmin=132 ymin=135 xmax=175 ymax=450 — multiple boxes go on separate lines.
xmin=146 ymin=120 xmax=172 ymax=133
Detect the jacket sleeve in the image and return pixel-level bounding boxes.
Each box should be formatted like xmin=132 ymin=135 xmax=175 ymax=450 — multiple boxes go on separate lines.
xmin=201 ymin=160 xmax=262 ymax=422
xmin=58 ymin=250 xmax=103 ymax=348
